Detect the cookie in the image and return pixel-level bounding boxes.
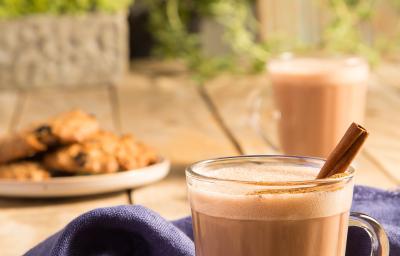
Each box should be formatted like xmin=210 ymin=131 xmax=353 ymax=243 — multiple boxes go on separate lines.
xmin=0 ymin=162 xmax=50 ymax=181
xmin=117 ymin=135 xmax=158 ymax=170
xmin=43 ymin=131 xmax=158 ymax=174
xmin=45 ymin=109 xmax=100 ymax=144
xmin=0 ymin=131 xmax=51 ymax=165
xmin=0 ymin=110 xmax=99 ymax=164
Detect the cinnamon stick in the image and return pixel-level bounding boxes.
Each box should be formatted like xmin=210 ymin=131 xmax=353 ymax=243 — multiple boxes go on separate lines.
xmin=316 ymin=123 xmax=369 ymax=179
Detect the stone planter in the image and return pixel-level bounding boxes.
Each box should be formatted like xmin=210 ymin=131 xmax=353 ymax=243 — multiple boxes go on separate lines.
xmin=0 ymin=13 xmax=128 ymax=88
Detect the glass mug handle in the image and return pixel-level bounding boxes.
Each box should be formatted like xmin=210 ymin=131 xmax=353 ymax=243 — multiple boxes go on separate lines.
xmin=349 ymin=212 xmax=390 ymax=256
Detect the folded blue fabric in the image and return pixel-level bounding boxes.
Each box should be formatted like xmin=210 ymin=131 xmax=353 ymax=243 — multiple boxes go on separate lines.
xmin=26 ymin=186 xmax=399 ymax=256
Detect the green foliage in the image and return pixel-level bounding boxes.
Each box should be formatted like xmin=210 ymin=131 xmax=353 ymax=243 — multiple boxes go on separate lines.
xmin=94 ymin=0 xmax=132 ymax=13
xmin=146 ymin=0 xmax=270 ymax=82
xmin=145 ymin=0 xmax=400 ymax=82
xmin=0 ymin=0 xmax=131 ymax=18
xmin=321 ymin=0 xmax=380 ymax=64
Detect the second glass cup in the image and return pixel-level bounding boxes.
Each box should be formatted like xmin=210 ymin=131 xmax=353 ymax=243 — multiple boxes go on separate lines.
xmin=261 ymin=54 xmax=369 ymax=158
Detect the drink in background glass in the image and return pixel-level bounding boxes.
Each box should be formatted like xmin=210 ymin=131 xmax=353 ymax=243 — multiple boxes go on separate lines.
xmin=186 ymin=156 xmax=389 ymax=256
xmin=267 ymin=55 xmax=369 ymax=157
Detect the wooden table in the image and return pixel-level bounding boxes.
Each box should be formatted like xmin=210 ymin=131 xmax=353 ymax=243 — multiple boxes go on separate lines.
xmin=1 ymin=60 xmax=399 ymax=255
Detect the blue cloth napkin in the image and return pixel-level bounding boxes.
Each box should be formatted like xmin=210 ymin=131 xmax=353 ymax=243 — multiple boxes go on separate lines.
xmin=26 ymin=185 xmax=399 ymax=256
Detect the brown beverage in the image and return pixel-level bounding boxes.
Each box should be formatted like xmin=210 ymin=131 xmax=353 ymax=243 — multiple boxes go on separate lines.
xmin=268 ymin=56 xmax=369 ymax=157
xmin=192 ymin=212 xmax=348 ymax=256
xmin=187 ymin=159 xmax=354 ymax=256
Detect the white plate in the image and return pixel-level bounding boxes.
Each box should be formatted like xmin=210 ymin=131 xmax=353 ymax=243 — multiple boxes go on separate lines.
xmin=0 ymin=157 xmax=170 ymax=198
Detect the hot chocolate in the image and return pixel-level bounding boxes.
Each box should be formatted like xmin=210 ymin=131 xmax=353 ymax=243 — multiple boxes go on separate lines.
xmin=268 ymin=56 xmax=369 ymax=157
xmin=188 ymin=164 xmax=353 ymax=256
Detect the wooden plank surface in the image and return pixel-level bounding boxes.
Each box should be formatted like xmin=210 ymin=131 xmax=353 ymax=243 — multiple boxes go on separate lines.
xmin=15 ymin=87 xmax=116 ymax=131
xmin=204 ymin=74 xmax=276 ymax=154
xmin=118 ymin=66 xmax=238 ymax=219
xmin=0 ymin=193 xmax=128 ymax=256
xmin=0 ymin=86 xmax=129 ymax=256
xmin=375 ymin=61 xmax=400 ymax=89
xmin=204 ymin=74 xmax=398 ymax=189
xmin=0 ymin=90 xmax=19 ymax=134
xmin=362 ymin=75 xmax=400 ymax=183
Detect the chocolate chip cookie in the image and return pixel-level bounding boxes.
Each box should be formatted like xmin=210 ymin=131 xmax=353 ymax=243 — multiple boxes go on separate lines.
xmin=43 ymin=131 xmax=158 ymax=174
xmin=0 ymin=162 xmax=50 ymax=181
xmin=45 ymin=109 xmax=100 ymax=144
xmin=117 ymin=135 xmax=158 ymax=170
xmin=0 ymin=110 xmax=99 ymax=164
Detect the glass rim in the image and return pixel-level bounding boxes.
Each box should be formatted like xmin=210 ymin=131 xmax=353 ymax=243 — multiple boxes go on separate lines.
xmin=268 ymin=51 xmax=368 ymax=61
xmin=186 ymin=155 xmax=355 ymax=187
xmin=267 ymin=52 xmax=369 ymax=70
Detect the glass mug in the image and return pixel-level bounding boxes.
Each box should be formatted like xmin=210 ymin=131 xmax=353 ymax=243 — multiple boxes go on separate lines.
xmin=253 ymin=54 xmax=369 ymax=158
xmin=186 ymin=155 xmax=389 ymax=256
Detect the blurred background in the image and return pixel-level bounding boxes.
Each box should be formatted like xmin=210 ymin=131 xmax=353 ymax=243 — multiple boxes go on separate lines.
xmin=1 ymin=0 xmax=400 ymax=87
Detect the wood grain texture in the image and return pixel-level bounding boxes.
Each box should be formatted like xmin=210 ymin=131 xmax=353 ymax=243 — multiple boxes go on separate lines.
xmin=118 ymin=67 xmax=238 ymax=219
xmin=16 ymin=87 xmax=115 ymax=131
xmin=204 ymin=74 xmax=276 ymax=154
xmin=204 ymin=74 xmax=397 ymax=188
xmin=0 ymin=86 xmax=129 ymax=256
xmin=353 ymin=153 xmax=397 ymax=188
xmin=0 ymin=90 xmax=19 ymax=134
xmin=0 ymin=193 xmax=128 ymax=256
xmin=362 ymin=75 xmax=400 ymax=184
xmin=375 ymin=61 xmax=400 ymax=88
xmin=131 ymin=177 xmax=189 ymax=220
xmin=257 ymin=1 xmax=399 ymax=49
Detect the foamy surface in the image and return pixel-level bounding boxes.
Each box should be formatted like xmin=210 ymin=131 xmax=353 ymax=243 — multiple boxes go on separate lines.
xmin=203 ymin=165 xmax=317 ymax=182
xmin=267 ymin=57 xmax=369 ymax=84
xmin=188 ymin=166 xmax=353 ymax=220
